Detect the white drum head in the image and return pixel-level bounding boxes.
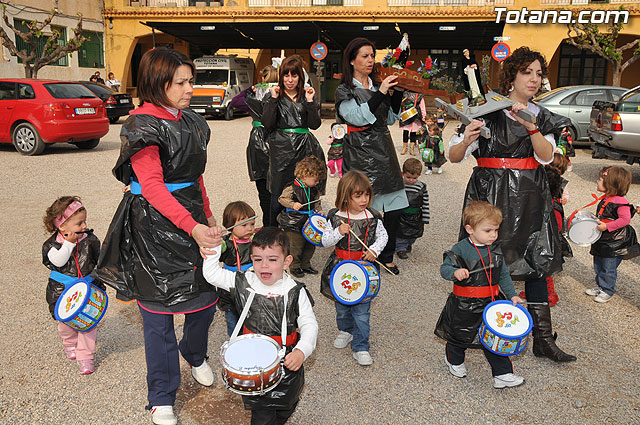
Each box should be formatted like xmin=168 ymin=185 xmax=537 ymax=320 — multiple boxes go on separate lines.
xmin=332 ymin=125 xmax=346 ymax=140
xmin=332 ymin=262 xmax=367 ymax=303
xmin=224 ymin=337 xmax=279 ymax=372
xmin=56 ymin=281 xmax=88 ymax=320
xmin=310 ymin=215 xmax=327 ymax=231
xmin=568 ymin=216 xmax=600 ymax=246
xmin=484 ymin=303 xmax=530 ymax=337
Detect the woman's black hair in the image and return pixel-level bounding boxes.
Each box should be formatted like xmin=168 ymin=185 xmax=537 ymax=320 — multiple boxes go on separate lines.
xmin=340 ymin=37 xmax=376 ymax=89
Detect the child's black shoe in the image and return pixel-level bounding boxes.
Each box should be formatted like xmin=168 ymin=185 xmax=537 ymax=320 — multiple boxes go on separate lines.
xmin=290 ymin=268 xmax=305 ymax=278
xmin=397 ymin=251 xmax=409 ymax=260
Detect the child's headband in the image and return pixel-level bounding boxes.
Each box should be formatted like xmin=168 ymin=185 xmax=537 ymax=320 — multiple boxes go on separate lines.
xmin=53 ymin=200 xmax=84 ymax=228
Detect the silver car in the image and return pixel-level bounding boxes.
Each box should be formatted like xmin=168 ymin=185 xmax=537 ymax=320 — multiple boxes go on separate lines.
xmin=534 ymin=85 xmax=628 ymax=144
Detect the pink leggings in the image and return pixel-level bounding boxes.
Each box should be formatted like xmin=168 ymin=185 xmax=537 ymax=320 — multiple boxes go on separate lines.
xmin=327 ymin=158 xmax=343 ymax=177
xmin=58 ymin=322 xmax=97 ymax=361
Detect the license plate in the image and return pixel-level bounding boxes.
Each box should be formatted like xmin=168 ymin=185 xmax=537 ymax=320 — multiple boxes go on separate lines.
xmin=75 ymin=107 xmax=95 ymax=115
xmin=192 ymin=109 xmax=206 ymax=113
xmin=119 ymin=98 xmax=130 ymax=104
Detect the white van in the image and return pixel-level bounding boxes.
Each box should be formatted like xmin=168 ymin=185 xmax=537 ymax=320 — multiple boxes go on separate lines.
xmin=190 ymin=55 xmax=254 ymax=120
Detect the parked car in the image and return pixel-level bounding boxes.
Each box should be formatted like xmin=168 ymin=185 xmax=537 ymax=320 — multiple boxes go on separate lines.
xmin=589 ymin=85 xmax=640 ymax=165
xmin=77 ymin=81 xmax=134 ymax=124
xmin=534 ymin=85 xmax=628 ymax=145
xmin=0 ymin=79 xmax=109 ymax=155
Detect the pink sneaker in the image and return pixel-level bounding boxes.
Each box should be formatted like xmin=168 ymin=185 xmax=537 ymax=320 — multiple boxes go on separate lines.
xmin=64 ymin=347 xmax=76 ymax=360
xmin=77 ymin=359 xmax=94 ymax=375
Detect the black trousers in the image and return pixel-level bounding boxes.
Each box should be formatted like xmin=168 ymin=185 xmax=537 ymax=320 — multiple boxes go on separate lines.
xmin=255 ymin=179 xmax=273 ymax=227
xmin=270 ymin=193 xmax=284 ymax=229
xmin=378 ymin=209 xmax=402 ymax=264
xmin=251 ymin=402 xmax=298 ymax=425
xmin=446 ymin=342 xmax=513 ymax=377
xmin=402 ymin=130 xmax=419 ymax=144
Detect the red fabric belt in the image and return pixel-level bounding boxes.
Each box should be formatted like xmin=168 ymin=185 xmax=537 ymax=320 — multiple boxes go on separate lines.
xmin=335 ymin=248 xmax=363 ymax=260
xmin=453 ymin=284 xmax=499 ymax=298
xmin=476 ymin=157 xmax=539 ymax=169
xmin=243 ymin=326 xmax=299 ymax=346
xmin=347 ymin=125 xmax=369 ymax=134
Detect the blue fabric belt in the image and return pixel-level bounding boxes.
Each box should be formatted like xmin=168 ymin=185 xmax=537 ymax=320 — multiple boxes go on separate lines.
xmin=285 ymin=208 xmax=311 ymax=214
xmin=222 ymin=263 xmax=253 ymax=272
xmin=49 ymin=270 xmax=93 ymax=287
xmin=129 ymin=180 xmax=196 ymax=195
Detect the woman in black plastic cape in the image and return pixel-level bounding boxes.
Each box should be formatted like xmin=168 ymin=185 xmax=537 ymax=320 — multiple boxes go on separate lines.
xmin=448 ymin=47 xmax=577 ymax=363
xmin=94 ymin=48 xmax=219 ymax=423
xmin=261 ymin=55 xmax=325 ymax=225
xmin=334 ymin=37 xmax=407 ymax=275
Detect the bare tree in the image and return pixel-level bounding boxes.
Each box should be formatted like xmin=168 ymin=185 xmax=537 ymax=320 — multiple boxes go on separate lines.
xmin=0 ymin=1 xmax=86 ymax=78
xmin=566 ymin=11 xmax=640 ymax=87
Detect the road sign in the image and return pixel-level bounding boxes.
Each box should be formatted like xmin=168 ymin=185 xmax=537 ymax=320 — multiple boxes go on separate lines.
xmin=491 ymin=42 xmax=511 ymax=62
xmin=310 ymin=42 xmax=328 ymax=61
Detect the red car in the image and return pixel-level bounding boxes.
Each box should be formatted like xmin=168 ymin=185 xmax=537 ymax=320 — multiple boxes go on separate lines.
xmin=0 ymin=79 xmax=109 ymax=155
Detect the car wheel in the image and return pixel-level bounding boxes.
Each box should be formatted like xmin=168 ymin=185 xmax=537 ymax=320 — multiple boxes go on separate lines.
xmin=12 ymin=122 xmax=46 ymax=156
xmin=109 ymin=116 xmax=120 ymax=124
xmin=73 ymin=139 xmax=100 ymax=150
xmin=224 ymin=106 xmax=234 ymax=121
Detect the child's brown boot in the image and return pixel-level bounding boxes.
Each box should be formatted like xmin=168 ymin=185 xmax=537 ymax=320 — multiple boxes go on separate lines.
xmin=400 ymin=143 xmax=408 ymax=155
xmin=409 ymin=143 xmax=416 ymax=156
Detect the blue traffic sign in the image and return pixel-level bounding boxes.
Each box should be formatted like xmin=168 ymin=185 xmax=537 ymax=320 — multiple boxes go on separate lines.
xmin=310 ymin=42 xmax=328 ymax=61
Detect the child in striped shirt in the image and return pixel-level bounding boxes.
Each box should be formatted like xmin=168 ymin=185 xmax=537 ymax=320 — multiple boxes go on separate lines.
xmin=396 ymin=158 xmax=430 ymax=259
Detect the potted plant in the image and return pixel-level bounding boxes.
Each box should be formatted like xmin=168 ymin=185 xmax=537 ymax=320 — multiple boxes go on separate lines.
xmin=480 ymin=55 xmax=491 ymax=93
xmin=432 ymin=75 xmax=462 ymax=104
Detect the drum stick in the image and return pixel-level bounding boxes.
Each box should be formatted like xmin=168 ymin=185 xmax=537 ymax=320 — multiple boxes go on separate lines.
xmin=299 ymin=199 xmax=321 ymax=208
xmin=522 ymin=301 xmax=549 ymax=306
xmin=339 ymin=222 xmax=395 ymax=275
xmin=224 ymin=215 xmax=258 ymax=232
xmin=468 ymin=264 xmax=495 ymax=275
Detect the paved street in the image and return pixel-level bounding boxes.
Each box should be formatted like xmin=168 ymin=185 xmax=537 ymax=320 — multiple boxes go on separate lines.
xmin=1 ymin=116 xmax=639 ymax=424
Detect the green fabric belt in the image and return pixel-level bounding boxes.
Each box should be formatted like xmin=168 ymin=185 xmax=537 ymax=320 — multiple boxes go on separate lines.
xmin=331 ymin=143 xmax=343 ymax=147
xmin=402 ymin=207 xmax=420 ymax=214
xmin=252 ymin=120 xmax=263 ymax=127
xmin=282 ymin=127 xmax=310 ymax=134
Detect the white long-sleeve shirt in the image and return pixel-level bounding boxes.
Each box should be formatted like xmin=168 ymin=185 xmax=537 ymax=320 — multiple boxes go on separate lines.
xmin=321 ymin=210 xmax=388 ymax=256
xmin=203 ymin=246 xmax=318 ymax=360
xmin=47 ymin=240 xmax=76 ymax=267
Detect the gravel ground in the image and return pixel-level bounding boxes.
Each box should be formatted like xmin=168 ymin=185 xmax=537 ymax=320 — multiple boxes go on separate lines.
xmin=1 ymin=116 xmax=639 ymax=425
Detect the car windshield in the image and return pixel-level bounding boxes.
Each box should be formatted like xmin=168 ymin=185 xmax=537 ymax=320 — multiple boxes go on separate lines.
xmin=534 ymin=87 xmax=570 ymax=103
xmin=83 ymin=82 xmax=114 ymax=95
xmin=195 ymin=70 xmax=228 ymax=85
xmin=44 ymin=83 xmax=96 ymax=99
xmin=618 ymin=88 xmax=640 ymax=113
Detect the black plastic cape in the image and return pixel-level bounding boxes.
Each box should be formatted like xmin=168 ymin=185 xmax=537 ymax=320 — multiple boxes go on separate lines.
xmin=245 ymin=90 xmax=271 ymax=182
xmin=335 ymin=83 xmax=405 ymax=196
xmin=94 ymin=109 xmax=215 ymax=306
xmin=434 ymin=244 xmax=506 ymax=348
xmin=458 ymin=105 xmax=570 ymax=281
xmin=43 ymin=232 xmax=103 ymax=319
xmin=397 ymin=181 xmax=427 ymax=240
xmin=230 ymin=272 xmax=314 ymax=410
xmin=591 ymin=199 xmax=640 ymax=259
xmin=261 ymin=94 xmax=325 ymax=196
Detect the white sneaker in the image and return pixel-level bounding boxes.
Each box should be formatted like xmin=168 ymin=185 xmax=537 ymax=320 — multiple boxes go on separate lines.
xmin=329 ymin=172 xmax=336 ymax=178
xmin=444 ymin=356 xmax=467 ymax=378
xmin=493 ymin=373 xmax=525 ymax=389
xmin=436 ymin=167 xmax=443 ymax=174
xmin=585 ymin=286 xmax=602 ymax=296
xmin=425 ymin=169 xmax=433 ymax=175
xmin=191 ymin=360 xmax=214 ymax=386
xmin=151 ymin=406 xmax=177 ymax=425
xmin=333 ymin=331 xmax=353 ymax=349
xmin=594 ymin=292 xmax=613 ymax=303
xmin=353 ymin=351 xmax=373 ymax=366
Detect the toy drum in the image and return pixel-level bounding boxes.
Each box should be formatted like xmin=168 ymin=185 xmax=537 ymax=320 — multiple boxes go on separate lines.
xmin=422 ymin=148 xmax=434 ymax=163
xmin=478 ymin=301 xmax=533 ymax=356
xmin=330 ymin=260 xmax=381 ymax=305
xmin=400 ymin=107 xmax=418 ymax=122
xmin=54 ymin=278 xmax=108 ymax=332
xmin=302 ymin=213 xmax=327 ymax=247
xmin=220 ymin=334 xmax=283 ymax=396
xmin=567 ymin=210 xmax=601 ymax=246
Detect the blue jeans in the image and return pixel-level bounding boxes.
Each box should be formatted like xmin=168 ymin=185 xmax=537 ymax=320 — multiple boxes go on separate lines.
xmin=396 ymin=237 xmax=416 ymax=253
xmin=225 ymin=310 xmax=239 ymax=337
xmin=593 ymin=255 xmax=622 ymax=296
xmin=335 ymin=301 xmax=371 ymax=352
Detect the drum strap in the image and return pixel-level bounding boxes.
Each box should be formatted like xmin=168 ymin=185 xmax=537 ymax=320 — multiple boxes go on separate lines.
xmin=294 ymin=178 xmax=312 ymax=215
xmin=230 ymin=288 xmax=256 ymax=342
xmin=49 ymin=270 xmax=94 ymax=287
xmin=470 ymin=239 xmax=494 ymax=302
xmin=567 ymin=193 xmax=605 ymax=226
